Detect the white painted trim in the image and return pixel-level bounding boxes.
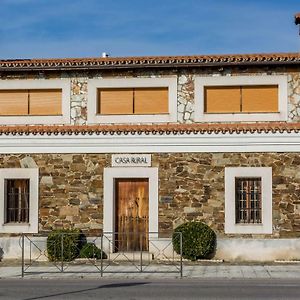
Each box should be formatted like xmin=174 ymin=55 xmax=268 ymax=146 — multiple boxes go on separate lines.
xmin=103 ymin=167 xmax=158 ymax=237
xmin=0 ymin=132 xmax=298 ymax=153
xmin=0 ymin=79 xmax=70 ymax=125
xmin=87 ymin=77 xmax=177 ymax=124
xmin=194 ymin=75 xmax=288 ymax=122
xmin=0 ymin=168 xmax=39 ymax=233
xmin=225 ymin=167 xmax=272 ymax=234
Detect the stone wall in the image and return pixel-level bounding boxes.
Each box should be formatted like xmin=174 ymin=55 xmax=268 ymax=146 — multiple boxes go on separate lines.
xmin=71 ymin=78 xmax=88 ymax=125
xmin=154 ymin=152 xmax=300 ymax=238
xmin=0 ymin=152 xmax=299 ymax=239
xmin=288 ymin=73 xmax=300 ymax=121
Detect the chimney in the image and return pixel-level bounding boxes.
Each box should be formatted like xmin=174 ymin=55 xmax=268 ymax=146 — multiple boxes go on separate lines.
xmin=295 ymin=12 xmax=300 ymax=25
xmin=101 ymin=52 xmax=109 ymax=58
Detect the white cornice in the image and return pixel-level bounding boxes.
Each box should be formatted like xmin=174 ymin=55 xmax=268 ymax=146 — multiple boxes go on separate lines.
xmin=0 ymin=132 xmax=299 ymax=153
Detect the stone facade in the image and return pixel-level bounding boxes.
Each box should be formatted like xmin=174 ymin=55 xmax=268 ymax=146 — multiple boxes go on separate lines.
xmin=288 ymin=73 xmax=300 ymax=121
xmin=0 ymin=152 xmax=299 ymax=239
xmin=70 ymin=78 xmax=88 ymax=125
xmin=177 ymin=74 xmax=195 ymax=123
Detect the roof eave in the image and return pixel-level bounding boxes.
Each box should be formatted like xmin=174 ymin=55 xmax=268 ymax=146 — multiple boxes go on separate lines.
xmin=0 ymin=60 xmax=299 ymax=72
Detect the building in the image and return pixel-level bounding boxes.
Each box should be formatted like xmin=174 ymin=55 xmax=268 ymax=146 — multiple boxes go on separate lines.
xmin=0 ymin=52 xmax=300 ymax=261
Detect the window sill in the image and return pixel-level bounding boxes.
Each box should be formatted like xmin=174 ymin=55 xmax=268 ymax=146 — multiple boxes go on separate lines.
xmin=89 ymin=113 xmax=176 ymax=124
xmin=196 ymin=112 xmax=285 ymax=122
xmin=3 ymin=223 xmax=30 ymax=226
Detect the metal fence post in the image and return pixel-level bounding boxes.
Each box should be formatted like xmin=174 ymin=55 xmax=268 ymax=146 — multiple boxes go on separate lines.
xmin=140 ymin=233 xmax=143 ymax=273
xmin=180 ymin=232 xmax=183 ymax=278
xmin=100 ymin=233 xmax=103 ymax=277
xmin=61 ymin=233 xmax=64 ymax=272
xmin=21 ymin=234 xmax=25 ymax=278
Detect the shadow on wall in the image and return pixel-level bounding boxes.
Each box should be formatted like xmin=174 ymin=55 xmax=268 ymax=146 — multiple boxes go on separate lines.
xmin=0 ymin=247 xmax=3 ymax=261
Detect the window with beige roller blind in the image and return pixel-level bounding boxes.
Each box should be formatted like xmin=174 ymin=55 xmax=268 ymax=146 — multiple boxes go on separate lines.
xmin=242 ymin=85 xmax=278 ymax=112
xmin=0 ymin=90 xmax=28 ymax=116
xmin=98 ymin=89 xmax=133 ymax=115
xmin=0 ymin=89 xmax=62 ymax=116
xmin=97 ymin=87 xmax=168 ymax=115
xmin=29 ymin=89 xmax=62 ymax=115
xmin=204 ymin=85 xmax=278 ymax=113
xmin=134 ymin=88 xmax=168 ymax=114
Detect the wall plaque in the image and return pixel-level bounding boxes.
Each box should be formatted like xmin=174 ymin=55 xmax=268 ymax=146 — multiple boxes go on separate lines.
xmin=160 ymin=196 xmax=173 ymax=203
xmin=112 ymin=154 xmax=151 ymax=167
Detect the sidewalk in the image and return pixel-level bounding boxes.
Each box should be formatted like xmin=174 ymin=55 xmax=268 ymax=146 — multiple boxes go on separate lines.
xmin=1 ymin=262 xmax=300 ymax=279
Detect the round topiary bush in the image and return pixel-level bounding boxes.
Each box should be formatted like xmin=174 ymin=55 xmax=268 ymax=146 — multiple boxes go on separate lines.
xmin=79 ymin=243 xmax=107 ymax=260
xmin=172 ymin=221 xmax=216 ymax=261
xmin=47 ymin=229 xmax=84 ymax=262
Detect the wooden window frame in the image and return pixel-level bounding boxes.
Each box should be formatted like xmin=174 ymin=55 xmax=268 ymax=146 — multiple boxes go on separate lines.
xmin=195 ymin=75 xmax=288 ymax=122
xmin=0 ymin=79 xmax=70 ymax=125
xmin=88 ymin=77 xmax=177 ymax=124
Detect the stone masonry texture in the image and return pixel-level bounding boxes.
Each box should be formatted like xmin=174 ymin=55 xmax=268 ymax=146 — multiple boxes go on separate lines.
xmin=0 ymin=153 xmax=299 ymax=239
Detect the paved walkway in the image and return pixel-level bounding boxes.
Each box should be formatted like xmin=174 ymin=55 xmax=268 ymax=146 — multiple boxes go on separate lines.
xmin=1 ymin=262 xmax=300 ymax=279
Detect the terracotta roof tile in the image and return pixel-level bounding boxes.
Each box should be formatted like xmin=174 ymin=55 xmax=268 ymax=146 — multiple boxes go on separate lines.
xmin=0 ymin=123 xmax=298 ymax=136
xmin=0 ymin=52 xmax=300 ymax=71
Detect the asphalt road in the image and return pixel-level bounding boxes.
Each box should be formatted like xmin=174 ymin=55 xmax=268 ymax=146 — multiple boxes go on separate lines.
xmin=1 ymin=278 xmax=300 ymax=300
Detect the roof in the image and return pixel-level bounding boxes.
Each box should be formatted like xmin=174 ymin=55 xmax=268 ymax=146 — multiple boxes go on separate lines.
xmin=0 ymin=122 xmax=299 ymax=136
xmin=0 ymin=52 xmax=300 ymax=71
xmin=295 ymin=12 xmax=300 ymax=24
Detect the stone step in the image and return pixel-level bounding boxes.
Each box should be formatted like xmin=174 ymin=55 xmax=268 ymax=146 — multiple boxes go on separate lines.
xmin=107 ymin=252 xmax=153 ymax=262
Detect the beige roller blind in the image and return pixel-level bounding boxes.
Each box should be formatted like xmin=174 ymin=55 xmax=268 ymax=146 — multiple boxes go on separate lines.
xmin=98 ymin=88 xmax=133 ymax=114
xmin=29 ymin=89 xmax=62 ymax=115
xmin=204 ymin=86 xmax=241 ymax=113
xmin=134 ymin=87 xmax=168 ymax=114
xmin=0 ymin=90 xmax=28 ymax=115
xmin=242 ymin=85 xmax=278 ymax=112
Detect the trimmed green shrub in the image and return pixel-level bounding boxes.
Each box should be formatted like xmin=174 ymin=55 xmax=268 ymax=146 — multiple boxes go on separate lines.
xmin=172 ymin=221 xmax=216 ymax=261
xmin=79 ymin=242 xmax=107 ymax=259
xmin=47 ymin=229 xmax=84 ymax=262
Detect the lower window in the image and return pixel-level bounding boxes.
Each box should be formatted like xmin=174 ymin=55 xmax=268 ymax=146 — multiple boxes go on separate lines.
xmin=5 ymin=179 xmax=30 ymax=224
xmin=0 ymin=168 xmax=38 ymax=233
xmin=235 ymin=177 xmax=262 ymax=224
xmin=225 ymin=167 xmax=272 ymax=234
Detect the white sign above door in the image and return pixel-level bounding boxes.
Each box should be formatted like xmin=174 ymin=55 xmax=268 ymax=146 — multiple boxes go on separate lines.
xmin=112 ymin=154 xmax=151 ymax=167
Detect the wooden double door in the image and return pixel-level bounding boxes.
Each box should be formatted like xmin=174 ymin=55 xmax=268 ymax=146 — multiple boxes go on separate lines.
xmin=115 ymin=178 xmax=149 ymax=252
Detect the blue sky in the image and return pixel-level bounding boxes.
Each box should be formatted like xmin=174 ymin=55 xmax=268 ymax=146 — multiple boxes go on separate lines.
xmin=0 ymin=0 xmax=299 ymax=59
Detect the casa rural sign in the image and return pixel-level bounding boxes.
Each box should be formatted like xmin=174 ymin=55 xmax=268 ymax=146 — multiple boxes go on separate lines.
xmin=112 ymin=154 xmax=151 ymax=167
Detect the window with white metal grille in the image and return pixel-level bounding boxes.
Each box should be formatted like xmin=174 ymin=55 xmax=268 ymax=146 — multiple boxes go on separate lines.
xmin=5 ymin=179 xmax=30 ymax=223
xmin=235 ymin=177 xmax=262 ymax=224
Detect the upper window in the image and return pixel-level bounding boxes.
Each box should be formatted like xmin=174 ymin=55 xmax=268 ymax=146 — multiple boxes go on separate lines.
xmin=225 ymin=167 xmax=272 ymax=234
xmin=0 ymin=79 xmax=70 ymax=125
xmin=0 ymin=89 xmax=62 ymax=116
xmin=0 ymin=168 xmax=38 ymax=233
xmin=195 ymin=75 xmax=287 ymax=122
xmin=98 ymin=87 xmax=168 ymax=115
xmin=205 ymin=85 xmax=278 ymax=114
xmin=88 ymin=77 xmax=177 ymax=124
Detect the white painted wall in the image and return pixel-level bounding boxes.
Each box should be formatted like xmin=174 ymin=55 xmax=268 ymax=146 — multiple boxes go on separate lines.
xmin=2 ymin=237 xmax=300 ymax=262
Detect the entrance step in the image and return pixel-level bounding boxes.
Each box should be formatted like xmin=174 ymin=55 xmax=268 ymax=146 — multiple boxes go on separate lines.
xmin=108 ymin=252 xmax=153 ymax=262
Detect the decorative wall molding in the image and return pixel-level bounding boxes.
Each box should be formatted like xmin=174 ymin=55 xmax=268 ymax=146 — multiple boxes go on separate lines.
xmin=0 ymin=132 xmax=298 ymax=153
